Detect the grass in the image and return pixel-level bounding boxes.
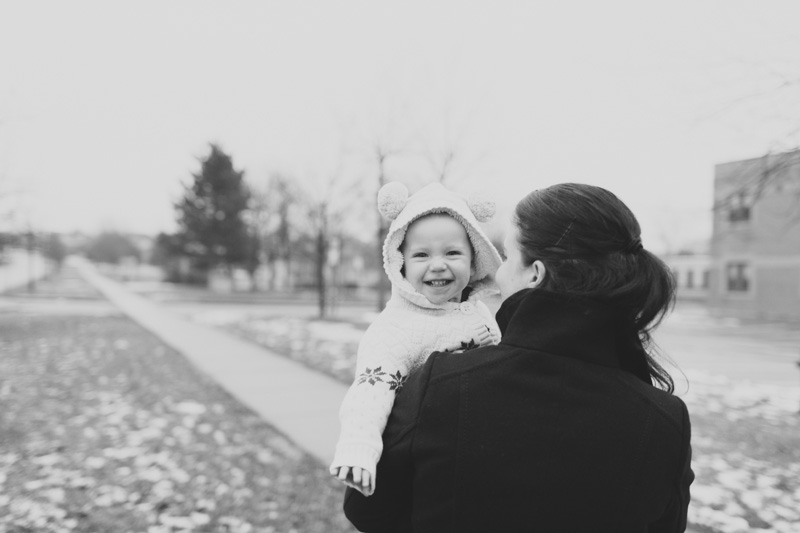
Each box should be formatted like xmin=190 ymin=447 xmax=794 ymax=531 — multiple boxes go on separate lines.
xmin=0 ymin=268 xmax=356 ymax=533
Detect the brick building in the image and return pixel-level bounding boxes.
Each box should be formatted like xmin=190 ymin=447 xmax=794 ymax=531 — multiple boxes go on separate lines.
xmin=709 ymin=150 xmax=800 ymax=320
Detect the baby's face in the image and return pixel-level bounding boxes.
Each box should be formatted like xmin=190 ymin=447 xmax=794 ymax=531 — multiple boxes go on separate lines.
xmin=401 ymin=214 xmax=473 ymax=304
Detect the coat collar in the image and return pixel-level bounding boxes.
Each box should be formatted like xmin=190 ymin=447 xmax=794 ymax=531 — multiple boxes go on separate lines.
xmin=496 ymin=289 xmax=632 ymax=370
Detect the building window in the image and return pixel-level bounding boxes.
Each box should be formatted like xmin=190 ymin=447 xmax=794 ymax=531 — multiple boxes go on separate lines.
xmin=702 ymin=270 xmax=710 ymax=288
xmin=686 ymin=270 xmax=694 ymax=289
xmin=728 ymin=192 xmax=750 ymax=222
xmin=726 ymin=262 xmax=750 ymax=292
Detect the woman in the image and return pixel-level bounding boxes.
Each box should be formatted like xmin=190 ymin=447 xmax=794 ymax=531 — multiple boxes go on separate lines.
xmin=343 ymin=183 xmax=694 ymax=532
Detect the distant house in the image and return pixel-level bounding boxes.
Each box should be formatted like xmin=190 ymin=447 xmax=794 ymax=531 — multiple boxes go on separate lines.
xmin=662 ymin=243 xmax=711 ymax=301
xmin=708 ymin=150 xmax=800 ymax=320
xmin=284 ymin=234 xmax=381 ymax=292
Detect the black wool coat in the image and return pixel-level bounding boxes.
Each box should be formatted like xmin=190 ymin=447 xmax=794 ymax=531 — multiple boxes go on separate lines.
xmin=343 ymin=288 xmax=693 ymax=533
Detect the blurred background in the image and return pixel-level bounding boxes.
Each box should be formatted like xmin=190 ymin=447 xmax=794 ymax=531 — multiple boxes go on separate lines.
xmin=2 ymin=2 xmax=800 ymax=532
xmin=1 ymin=0 xmax=799 ymax=310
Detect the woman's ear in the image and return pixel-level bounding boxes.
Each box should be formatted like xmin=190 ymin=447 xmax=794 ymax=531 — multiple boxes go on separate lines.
xmin=527 ymin=260 xmax=546 ymax=289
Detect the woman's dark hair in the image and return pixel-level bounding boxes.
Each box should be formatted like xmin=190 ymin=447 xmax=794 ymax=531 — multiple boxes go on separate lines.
xmin=514 ymin=183 xmax=677 ymax=392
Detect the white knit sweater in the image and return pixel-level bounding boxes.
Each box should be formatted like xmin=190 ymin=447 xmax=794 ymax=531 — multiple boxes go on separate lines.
xmin=330 ymin=288 xmax=501 ymax=483
xmin=331 ymin=182 xmax=503 ymax=489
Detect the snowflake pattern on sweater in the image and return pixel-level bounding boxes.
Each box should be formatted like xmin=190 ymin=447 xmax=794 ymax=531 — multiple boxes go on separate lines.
xmin=357 ymin=367 xmax=408 ymax=391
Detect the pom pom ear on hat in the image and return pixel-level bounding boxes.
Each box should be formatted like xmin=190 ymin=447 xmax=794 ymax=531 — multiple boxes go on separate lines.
xmin=465 ymin=193 xmax=496 ymax=223
xmin=377 ymin=181 xmax=409 ymax=221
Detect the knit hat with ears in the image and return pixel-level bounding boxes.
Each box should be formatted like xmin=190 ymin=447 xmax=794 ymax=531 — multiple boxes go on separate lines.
xmin=378 ymin=181 xmax=502 ymax=307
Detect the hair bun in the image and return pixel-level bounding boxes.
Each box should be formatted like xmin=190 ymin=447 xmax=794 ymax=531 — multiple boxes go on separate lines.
xmin=377 ymin=181 xmax=409 ymax=220
xmin=465 ymin=192 xmax=496 ymax=223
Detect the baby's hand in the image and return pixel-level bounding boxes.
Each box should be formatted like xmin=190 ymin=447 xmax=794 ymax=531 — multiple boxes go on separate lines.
xmin=330 ymin=465 xmax=375 ymax=497
xmin=471 ymin=323 xmax=495 ymax=346
xmin=444 ymin=324 xmax=495 ymax=353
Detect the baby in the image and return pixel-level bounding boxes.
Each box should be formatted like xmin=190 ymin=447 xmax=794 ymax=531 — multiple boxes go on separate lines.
xmin=330 ymin=181 xmax=502 ymax=496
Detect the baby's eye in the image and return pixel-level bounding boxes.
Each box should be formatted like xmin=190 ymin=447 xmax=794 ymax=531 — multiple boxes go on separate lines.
xmin=446 ymin=250 xmax=462 ymax=256
xmin=412 ymin=252 xmax=427 ymax=258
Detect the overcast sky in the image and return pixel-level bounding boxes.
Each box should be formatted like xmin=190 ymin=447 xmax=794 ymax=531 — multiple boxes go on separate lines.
xmin=1 ymin=1 xmax=799 ymax=252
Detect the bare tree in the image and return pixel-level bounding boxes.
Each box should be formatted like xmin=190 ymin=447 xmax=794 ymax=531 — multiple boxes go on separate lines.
xmin=373 ymin=143 xmax=398 ymax=311
xmin=244 ymin=173 xmax=298 ymax=291
xmin=350 ymin=78 xmax=492 ymax=310
xmin=309 ymin=200 xmax=331 ymax=318
xmin=354 ymin=109 xmax=414 ymax=311
xmin=702 ymin=51 xmax=800 ymax=215
xmin=366 ymin=108 xmax=480 ymax=308
xmin=300 ymin=164 xmax=367 ymax=319
xmin=416 ymin=81 xmax=492 ymax=188
xmin=267 ymin=174 xmax=296 ymax=291
xmin=242 ymin=183 xmax=270 ymax=291
xmin=423 ymin=113 xmax=464 ymax=186
xmin=713 ymin=149 xmax=800 ymax=225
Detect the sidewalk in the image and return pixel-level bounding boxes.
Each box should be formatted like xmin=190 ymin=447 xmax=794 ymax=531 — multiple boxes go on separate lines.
xmin=75 ymin=259 xmax=347 ymax=467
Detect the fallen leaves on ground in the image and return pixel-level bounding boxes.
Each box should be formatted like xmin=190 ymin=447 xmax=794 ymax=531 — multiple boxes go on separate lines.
xmin=0 ymin=311 xmax=355 ymax=533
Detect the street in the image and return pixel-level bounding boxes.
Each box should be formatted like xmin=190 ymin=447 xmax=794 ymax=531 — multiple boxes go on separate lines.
xmin=658 ymin=301 xmax=800 ymax=390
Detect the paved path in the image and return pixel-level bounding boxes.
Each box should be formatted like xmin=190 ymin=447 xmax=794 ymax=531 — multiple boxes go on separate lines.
xmin=75 ymin=260 xmax=347 ymax=467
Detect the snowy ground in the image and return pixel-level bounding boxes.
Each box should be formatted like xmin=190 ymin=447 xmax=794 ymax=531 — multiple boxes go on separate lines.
xmin=681 ymin=370 xmax=799 ymax=532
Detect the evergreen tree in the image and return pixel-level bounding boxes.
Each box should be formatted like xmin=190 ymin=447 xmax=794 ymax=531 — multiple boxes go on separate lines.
xmin=175 ymin=144 xmax=251 ymax=272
